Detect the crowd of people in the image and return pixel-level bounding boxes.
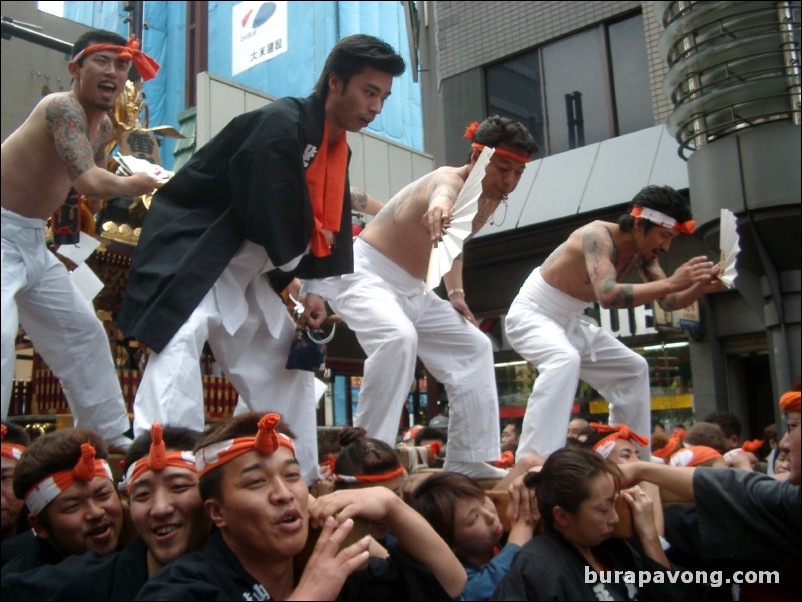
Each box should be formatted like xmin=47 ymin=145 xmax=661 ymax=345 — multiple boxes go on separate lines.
xmin=1 ymin=28 xmax=800 ymax=600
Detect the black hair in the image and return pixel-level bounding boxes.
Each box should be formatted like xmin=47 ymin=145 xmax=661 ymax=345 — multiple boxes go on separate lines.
xmin=13 ymin=429 xmax=109 ymax=512
xmin=122 ymin=426 xmax=203 ymax=474
xmin=524 ymin=447 xmax=621 ymax=531
xmin=618 ymin=185 xmax=691 ymax=233
xmin=703 ymin=411 xmax=742 ymax=441
xmin=414 ymin=427 xmax=448 ymax=446
xmin=313 ymin=34 xmax=405 ymax=102
xmin=469 ymin=115 xmax=538 ymax=159
xmin=72 ymin=29 xmax=128 ymax=64
xmin=409 ymin=472 xmax=486 ymax=548
xmin=196 ymin=413 xmax=296 ymax=502
xmin=334 ymin=427 xmax=401 ymax=489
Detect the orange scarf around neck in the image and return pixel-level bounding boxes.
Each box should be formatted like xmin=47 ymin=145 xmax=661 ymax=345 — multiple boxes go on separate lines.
xmin=305 ymin=123 xmax=348 ymax=257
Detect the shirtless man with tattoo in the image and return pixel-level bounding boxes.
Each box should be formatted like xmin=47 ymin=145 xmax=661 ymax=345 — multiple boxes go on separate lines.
xmin=1 ymin=30 xmax=158 ymax=449
xmin=505 ymin=185 xmax=722 ymax=460
xmin=303 ymin=116 xmax=538 ymax=479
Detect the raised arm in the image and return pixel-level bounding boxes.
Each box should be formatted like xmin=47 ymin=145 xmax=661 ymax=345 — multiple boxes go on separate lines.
xmin=618 ymin=461 xmax=696 ymax=502
xmin=584 ymin=224 xmax=719 ymax=309
xmin=311 ymin=488 xmax=467 ymax=598
xmin=46 ymin=95 xmax=157 ymax=199
xmin=420 ymin=172 xmax=465 ymax=243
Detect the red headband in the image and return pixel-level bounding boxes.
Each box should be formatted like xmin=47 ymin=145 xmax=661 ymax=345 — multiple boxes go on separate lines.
xmin=464 ymin=121 xmax=532 ymax=164
xmin=1 ymin=424 xmax=26 ymax=461
xmin=195 ymin=414 xmax=296 ymax=478
xmin=24 ymin=443 xmax=113 ymax=514
xmin=652 ymin=428 xmax=685 ymax=460
xmin=123 ymin=425 xmax=196 ymax=494
xmin=670 ymin=445 xmax=722 ymax=467
xmin=72 ymin=35 xmax=160 ymax=81
xmin=740 ymin=439 xmax=764 ymax=454
xmin=779 ymin=391 xmax=801 ymax=412
xmin=327 ymin=452 xmax=406 ymax=484
xmin=631 ymin=206 xmax=695 ymax=234
xmin=590 ymin=423 xmax=649 ymax=459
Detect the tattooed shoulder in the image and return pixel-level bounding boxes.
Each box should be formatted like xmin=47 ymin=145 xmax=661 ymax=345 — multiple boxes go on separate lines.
xmin=582 ymin=224 xmax=614 ymax=259
xmin=45 ymin=95 xmax=96 ymax=181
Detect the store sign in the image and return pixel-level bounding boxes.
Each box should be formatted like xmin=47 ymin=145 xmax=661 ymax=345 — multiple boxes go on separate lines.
xmin=232 ymin=1 xmax=288 ymax=76
xmin=597 ymin=305 xmax=658 ymax=339
xmin=652 ymin=301 xmax=701 ymax=332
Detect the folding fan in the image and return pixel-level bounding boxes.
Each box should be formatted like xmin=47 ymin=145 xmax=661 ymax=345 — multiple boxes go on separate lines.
xmin=425 ymin=146 xmax=494 ymax=293
xmin=718 ymin=208 xmax=740 ymax=288
xmin=114 ymin=153 xmax=174 ymax=186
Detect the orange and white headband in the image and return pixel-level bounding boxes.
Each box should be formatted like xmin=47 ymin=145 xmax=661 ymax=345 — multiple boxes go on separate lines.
xmin=779 ymin=391 xmax=801 ymax=412
xmin=464 ymin=121 xmax=532 ymax=164
xmin=652 ymin=428 xmax=685 ymax=461
xmin=630 ymin=206 xmax=695 ymax=234
xmin=123 ymin=425 xmax=196 ymax=494
xmin=670 ymin=445 xmax=722 ymax=467
xmin=326 ymin=453 xmax=405 ymax=484
xmin=1 ymin=424 xmax=26 ymax=461
xmin=24 ymin=443 xmax=112 ymax=514
xmin=590 ymin=423 xmax=649 ymax=459
xmin=72 ymin=35 xmax=160 ymax=81
xmin=195 ymin=414 xmax=295 ymax=478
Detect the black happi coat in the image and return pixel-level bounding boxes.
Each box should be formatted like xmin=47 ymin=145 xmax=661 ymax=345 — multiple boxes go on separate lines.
xmin=492 ymin=531 xmax=706 ymax=601
xmin=1 ymin=536 xmax=149 ymax=600
xmin=118 ymin=94 xmax=353 ymax=352
xmin=135 ymin=528 xmax=451 ymax=601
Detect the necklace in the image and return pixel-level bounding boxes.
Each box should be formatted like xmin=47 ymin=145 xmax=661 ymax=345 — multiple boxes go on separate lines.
xmin=489 ymin=195 xmax=508 ymax=227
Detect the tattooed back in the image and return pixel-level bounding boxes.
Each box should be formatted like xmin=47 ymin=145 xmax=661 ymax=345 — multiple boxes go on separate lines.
xmin=361 ymin=164 xmax=470 ymax=280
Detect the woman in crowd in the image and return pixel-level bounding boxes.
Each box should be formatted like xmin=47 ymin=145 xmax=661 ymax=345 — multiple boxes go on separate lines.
xmin=492 ymin=447 xmax=702 ymax=601
xmin=410 ymin=472 xmax=536 ymax=600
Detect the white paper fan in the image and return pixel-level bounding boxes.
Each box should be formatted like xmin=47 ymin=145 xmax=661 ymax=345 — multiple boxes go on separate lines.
xmin=425 ymin=147 xmax=494 ymax=293
xmin=114 ymin=154 xmax=174 ymax=184
xmin=718 ymin=208 xmax=740 ymax=288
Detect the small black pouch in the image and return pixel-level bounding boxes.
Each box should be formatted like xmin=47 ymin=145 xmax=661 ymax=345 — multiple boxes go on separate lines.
xmin=286 ymin=327 xmax=326 ymax=371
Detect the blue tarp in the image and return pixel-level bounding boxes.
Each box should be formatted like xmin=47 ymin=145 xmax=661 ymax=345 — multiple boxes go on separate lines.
xmin=64 ymin=1 xmax=422 ymax=169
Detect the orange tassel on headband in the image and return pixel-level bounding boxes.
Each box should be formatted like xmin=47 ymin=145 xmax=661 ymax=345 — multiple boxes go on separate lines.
xmin=255 ymin=413 xmax=282 ymax=453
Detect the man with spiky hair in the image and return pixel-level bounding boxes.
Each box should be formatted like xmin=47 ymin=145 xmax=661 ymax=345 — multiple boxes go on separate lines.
xmin=506 ymin=186 xmax=722 ymax=462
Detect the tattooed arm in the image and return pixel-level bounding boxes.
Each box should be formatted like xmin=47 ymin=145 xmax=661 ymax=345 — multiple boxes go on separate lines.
xmin=350 ymin=186 xmax=384 ymax=216
xmin=584 ymin=224 xmax=674 ymax=309
xmin=46 ymin=95 xmax=157 ymax=198
xmin=584 ymin=224 xmax=721 ymax=309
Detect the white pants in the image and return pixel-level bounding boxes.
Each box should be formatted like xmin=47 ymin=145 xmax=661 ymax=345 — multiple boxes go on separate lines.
xmin=133 ymin=241 xmax=319 ymax=484
xmin=505 ymin=268 xmax=651 ymax=459
xmin=1 ymin=207 xmax=130 ymax=438
xmin=321 ymin=239 xmax=501 ymax=462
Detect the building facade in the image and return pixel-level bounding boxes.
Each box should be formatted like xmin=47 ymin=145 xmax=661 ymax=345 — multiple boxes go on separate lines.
xmin=412 ymin=0 xmax=800 ymax=438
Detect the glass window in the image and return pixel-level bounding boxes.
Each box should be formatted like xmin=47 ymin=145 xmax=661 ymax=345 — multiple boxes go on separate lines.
xmin=542 ymin=28 xmax=609 ymax=154
xmin=608 ymin=14 xmax=654 ymax=135
xmin=484 ymin=12 xmax=653 ymax=157
xmin=486 ymin=50 xmax=545 ymax=157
